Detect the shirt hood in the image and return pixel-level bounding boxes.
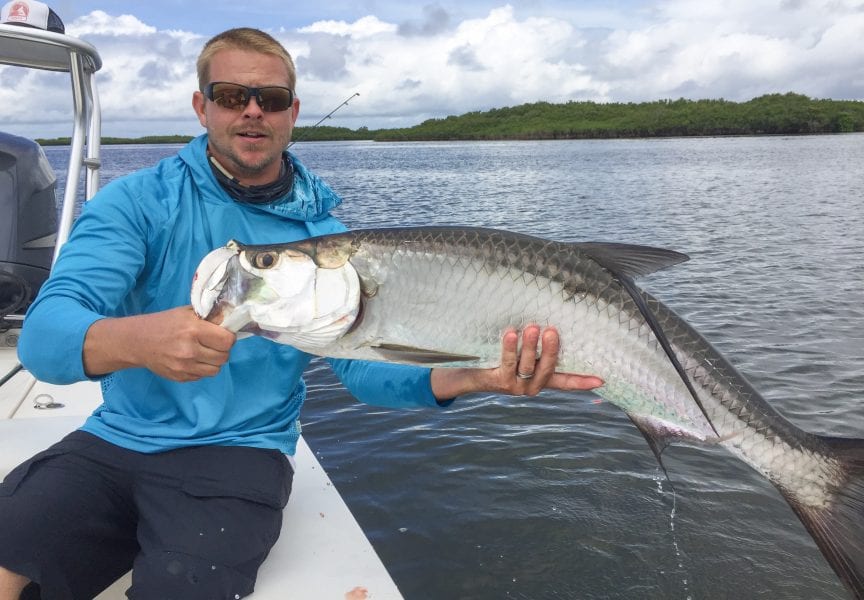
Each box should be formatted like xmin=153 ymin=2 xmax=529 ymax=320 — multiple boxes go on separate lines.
xmin=179 ymin=134 xmax=342 ymax=222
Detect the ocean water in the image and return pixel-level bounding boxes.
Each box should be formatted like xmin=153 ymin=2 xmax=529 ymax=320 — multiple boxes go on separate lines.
xmin=46 ymin=134 xmax=864 ymax=599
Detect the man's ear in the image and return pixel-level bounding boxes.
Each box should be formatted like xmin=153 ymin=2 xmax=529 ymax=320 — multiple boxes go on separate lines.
xmin=290 ymin=97 xmax=301 ymax=125
xmin=192 ymin=91 xmax=207 ymax=128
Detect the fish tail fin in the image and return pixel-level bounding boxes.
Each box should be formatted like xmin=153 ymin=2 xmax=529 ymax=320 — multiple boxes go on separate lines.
xmin=781 ymin=436 xmax=864 ymax=599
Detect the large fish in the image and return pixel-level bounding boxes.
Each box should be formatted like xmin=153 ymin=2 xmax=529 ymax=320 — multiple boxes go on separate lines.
xmin=191 ymin=226 xmax=864 ymax=598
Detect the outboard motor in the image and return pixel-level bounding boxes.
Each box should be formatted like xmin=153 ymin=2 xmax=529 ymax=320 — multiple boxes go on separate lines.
xmin=0 ymin=131 xmax=57 ymax=339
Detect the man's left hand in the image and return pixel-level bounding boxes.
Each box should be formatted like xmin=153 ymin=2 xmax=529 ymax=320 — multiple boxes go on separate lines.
xmin=429 ymin=325 xmax=603 ymax=400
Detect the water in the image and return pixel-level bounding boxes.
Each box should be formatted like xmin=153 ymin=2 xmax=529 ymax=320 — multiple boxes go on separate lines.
xmin=45 ymin=135 xmax=864 ymax=599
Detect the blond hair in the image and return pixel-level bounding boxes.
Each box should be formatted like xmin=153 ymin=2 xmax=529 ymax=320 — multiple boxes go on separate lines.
xmin=197 ymin=27 xmax=296 ymax=90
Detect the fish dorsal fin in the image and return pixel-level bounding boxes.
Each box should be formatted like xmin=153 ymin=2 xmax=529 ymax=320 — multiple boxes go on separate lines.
xmin=573 ymin=242 xmax=689 ymax=278
xmin=373 ymin=343 xmax=481 ymax=365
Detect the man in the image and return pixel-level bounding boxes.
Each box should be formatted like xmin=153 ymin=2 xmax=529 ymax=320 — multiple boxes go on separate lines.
xmin=0 ymin=28 xmax=601 ymax=599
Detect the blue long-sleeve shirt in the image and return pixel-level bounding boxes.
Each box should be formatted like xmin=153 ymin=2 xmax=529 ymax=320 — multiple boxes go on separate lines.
xmin=18 ymin=135 xmax=441 ymax=454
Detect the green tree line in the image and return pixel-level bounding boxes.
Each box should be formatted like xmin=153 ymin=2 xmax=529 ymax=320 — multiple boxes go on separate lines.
xmin=36 ymin=134 xmax=196 ymax=146
xmin=35 ymin=93 xmax=864 ymax=146
xmin=373 ymin=93 xmax=864 ymax=141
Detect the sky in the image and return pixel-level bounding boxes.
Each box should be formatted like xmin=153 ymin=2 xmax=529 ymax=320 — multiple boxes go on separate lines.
xmin=2 ymin=0 xmax=863 ymax=138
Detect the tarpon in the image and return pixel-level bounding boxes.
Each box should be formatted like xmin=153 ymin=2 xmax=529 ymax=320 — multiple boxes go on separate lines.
xmin=191 ymin=226 xmax=864 ymax=598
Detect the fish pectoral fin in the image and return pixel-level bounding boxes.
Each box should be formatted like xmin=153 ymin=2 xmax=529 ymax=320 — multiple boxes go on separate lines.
xmin=372 ymin=343 xmax=481 ymax=365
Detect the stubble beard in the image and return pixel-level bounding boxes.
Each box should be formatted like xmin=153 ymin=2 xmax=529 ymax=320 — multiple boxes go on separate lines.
xmin=210 ymin=131 xmax=289 ymax=183
xmin=227 ymin=149 xmax=277 ymax=179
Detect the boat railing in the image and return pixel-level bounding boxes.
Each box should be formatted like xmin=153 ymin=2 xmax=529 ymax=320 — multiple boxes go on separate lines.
xmin=0 ymin=23 xmax=103 ymax=260
xmin=1 ymin=24 xmax=103 ymax=385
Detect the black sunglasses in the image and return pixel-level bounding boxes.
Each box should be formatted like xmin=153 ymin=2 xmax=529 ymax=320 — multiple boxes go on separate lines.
xmin=203 ymin=81 xmax=295 ymax=112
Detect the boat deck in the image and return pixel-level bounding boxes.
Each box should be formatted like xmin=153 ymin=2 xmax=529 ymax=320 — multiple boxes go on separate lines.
xmin=0 ymin=352 xmax=402 ymax=599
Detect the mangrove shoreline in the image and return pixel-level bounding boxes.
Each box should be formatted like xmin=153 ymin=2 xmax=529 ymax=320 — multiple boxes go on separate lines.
xmin=35 ymin=93 xmax=864 ymax=146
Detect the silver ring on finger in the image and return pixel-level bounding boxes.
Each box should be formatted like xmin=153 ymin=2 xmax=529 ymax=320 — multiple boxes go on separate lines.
xmin=516 ymin=370 xmax=535 ymax=380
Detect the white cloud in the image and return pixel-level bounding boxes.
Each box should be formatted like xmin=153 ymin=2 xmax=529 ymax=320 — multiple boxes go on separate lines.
xmin=281 ymin=5 xmax=610 ymax=129
xmin=67 ymin=10 xmax=157 ymax=37
xmin=604 ymin=0 xmax=864 ymax=100
xmin=298 ymin=15 xmax=397 ymax=38
xmin=69 ymin=12 xmax=204 ymax=130
xmin=1 ymin=1 xmax=862 ymax=138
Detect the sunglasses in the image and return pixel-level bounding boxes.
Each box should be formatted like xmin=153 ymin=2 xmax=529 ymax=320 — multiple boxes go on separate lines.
xmin=203 ymin=81 xmax=295 ymax=112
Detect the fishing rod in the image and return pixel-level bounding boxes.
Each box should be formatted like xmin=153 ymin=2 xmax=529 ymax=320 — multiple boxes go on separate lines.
xmin=288 ymin=92 xmax=360 ymax=147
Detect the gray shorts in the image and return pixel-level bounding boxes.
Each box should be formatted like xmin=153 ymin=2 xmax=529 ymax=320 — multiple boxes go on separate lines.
xmin=0 ymin=430 xmax=293 ymax=600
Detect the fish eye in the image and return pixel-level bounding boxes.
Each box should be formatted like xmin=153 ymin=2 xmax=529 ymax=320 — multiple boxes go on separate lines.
xmin=251 ymin=251 xmax=279 ymax=269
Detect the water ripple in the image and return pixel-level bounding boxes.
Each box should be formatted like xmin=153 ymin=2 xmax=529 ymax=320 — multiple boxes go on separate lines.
xmin=47 ymin=134 xmax=863 ymax=599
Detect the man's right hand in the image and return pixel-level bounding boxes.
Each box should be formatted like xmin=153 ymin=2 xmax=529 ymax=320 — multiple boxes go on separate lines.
xmin=83 ymin=305 xmax=236 ymax=382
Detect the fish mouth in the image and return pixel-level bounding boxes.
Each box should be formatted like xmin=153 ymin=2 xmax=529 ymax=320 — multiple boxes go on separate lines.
xmin=191 ymin=245 xmax=250 ymax=328
xmin=190 ymin=240 xmax=362 ymax=347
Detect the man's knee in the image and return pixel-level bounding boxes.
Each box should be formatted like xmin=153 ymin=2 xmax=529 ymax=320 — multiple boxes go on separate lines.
xmin=0 ymin=565 xmax=30 ymax=599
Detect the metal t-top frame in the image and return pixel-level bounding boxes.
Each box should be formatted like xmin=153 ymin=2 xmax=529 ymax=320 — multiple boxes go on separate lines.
xmin=0 ymin=23 xmax=103 ymax=263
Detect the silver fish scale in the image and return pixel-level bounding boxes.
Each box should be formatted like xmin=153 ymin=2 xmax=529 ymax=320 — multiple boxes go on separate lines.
xmin=340 ymin=228 xmax=710 ymax=432
xmin=336 ymin=227 xmax=841 ymax=505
